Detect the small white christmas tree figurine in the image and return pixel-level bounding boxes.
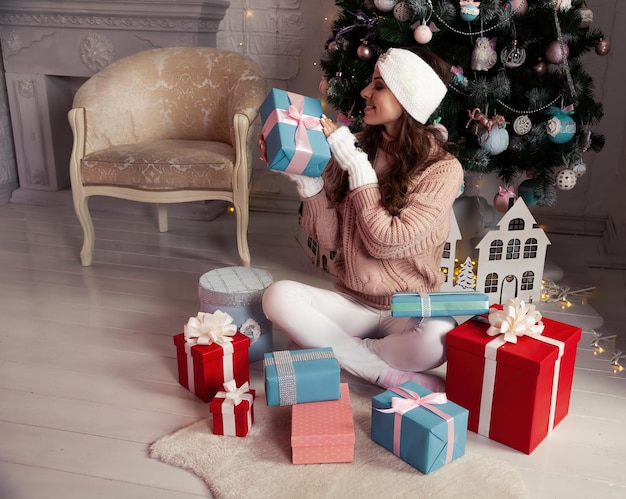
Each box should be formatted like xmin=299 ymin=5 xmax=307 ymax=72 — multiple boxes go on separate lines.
xmin=454 ymin=257 xmax=476 ymax=291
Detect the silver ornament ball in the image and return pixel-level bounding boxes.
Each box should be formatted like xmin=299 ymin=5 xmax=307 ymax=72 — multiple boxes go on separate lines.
xmin=374 ymin=0 xmax=399 ymax=12
xmin=393 ymin=1 xmax=413 ymax=22
xmin=513 ymin=115 xmax=532 ymax=135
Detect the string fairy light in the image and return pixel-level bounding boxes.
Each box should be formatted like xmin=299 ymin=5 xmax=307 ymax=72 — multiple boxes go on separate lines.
xmin=590 ymin=329 xmax=616 ymax=355
xmin=540 ymin=278 xmax=595 ymax=309
xmin=610 ymin=351 xmax=626 ymax=372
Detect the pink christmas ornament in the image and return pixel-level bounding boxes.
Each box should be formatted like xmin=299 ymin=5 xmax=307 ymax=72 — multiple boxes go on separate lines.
xmin=494 ymin=186 xmax=516 ymax=213
xmin=505 ymin=0 xmax=528 ymax=15
xmin=319 ymin=77 xmax=329 ymax=97
xmin=545 ymin=40 xmax=569 ymax=64
xmin=414 ymin=23 xmax=433 ymax=44
xmin=357 ymin=41 xmax=373 ymax=60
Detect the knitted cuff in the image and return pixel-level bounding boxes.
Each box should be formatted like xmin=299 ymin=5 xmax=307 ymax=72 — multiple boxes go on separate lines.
xmin=348 ymin=164 xmax=378 ymax=190
xmin=294 ymin=175 xmax=324 ymax=198
xmin=327 ymin=127 xmax=377 ymax=190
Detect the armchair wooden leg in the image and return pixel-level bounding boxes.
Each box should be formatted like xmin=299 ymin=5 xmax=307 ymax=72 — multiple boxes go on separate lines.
xmin=74 ymin=195 xmax=95 ymax=267
xmin=234 ymin=203 xmax=251 ymax=267
xmin=157 ymin=204 xmax=168 ymax=232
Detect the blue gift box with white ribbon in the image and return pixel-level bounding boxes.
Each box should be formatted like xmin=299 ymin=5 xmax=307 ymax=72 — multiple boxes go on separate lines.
xmin=391 ymin=291 xmax=490 ymax=318
xmin=259 ymin=88 xmax=331 ymax=178
xmin=263 ymin=348 xmax=340 ymax=406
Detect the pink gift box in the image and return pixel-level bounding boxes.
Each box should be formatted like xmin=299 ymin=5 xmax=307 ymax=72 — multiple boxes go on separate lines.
xmin=210 ymin=384 xmax=256 ymax=437
xmin=291 ymin=383 xmax=355 ymax=464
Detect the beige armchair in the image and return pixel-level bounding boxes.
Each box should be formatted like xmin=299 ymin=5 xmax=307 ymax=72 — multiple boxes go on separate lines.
xmin=68 ymin=47 xmax=267 ymax=266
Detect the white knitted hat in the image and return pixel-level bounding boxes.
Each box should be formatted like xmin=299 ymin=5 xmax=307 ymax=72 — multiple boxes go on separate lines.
xmin=376 ymin=48 xmax=448 ymax=124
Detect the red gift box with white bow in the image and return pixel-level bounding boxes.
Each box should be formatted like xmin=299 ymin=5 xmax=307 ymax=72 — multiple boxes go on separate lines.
xmin=210 ymin=381 xmax=255 ymax=437
xmin=445 ymin=299 xmax=581 ymax=454
xmin=174 ymin=311 xmax=250 ymax=402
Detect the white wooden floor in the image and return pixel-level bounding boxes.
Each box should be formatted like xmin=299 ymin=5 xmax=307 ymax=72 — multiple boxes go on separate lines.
xmin=0 ymin=197 xmax=625 ymax=499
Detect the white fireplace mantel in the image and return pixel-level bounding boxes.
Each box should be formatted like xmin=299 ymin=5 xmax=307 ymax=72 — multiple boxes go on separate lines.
xmin=0 ymin=0 xmax=229 ymax=200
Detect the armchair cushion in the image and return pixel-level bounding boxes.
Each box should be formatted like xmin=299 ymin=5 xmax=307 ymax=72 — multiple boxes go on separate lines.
xmin=81 ymin=139 xmax=235 ymax=191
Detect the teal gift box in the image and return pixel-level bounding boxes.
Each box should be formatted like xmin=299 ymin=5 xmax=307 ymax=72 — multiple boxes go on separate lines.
xmin=371 ymin=381 xmax=468 ymax=474
xmin=391 ymin=291 xmax=490 ymax=318
xmin=259 ymin=88 xmax=331 ymax=178
xmin=263 ymin=348 xmax=340 ymax=406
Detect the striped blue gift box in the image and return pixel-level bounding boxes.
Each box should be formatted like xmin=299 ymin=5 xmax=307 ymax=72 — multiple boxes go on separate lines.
xmin=391 ymin=291 xmax=490 ymax=318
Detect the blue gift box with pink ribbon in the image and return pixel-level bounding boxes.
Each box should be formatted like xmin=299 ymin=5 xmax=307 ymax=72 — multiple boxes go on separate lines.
xmin=371 ymin=381 xmax=468 ymax=474
xmin=259 ymin=88 xmax=331 ymax=178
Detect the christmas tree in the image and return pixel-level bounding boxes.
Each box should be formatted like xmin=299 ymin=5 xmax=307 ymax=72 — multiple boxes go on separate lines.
xmin=454 ymin=256 xmax=476 ymax=289
xmin=319 ymin=0 xmax=608 ymax=206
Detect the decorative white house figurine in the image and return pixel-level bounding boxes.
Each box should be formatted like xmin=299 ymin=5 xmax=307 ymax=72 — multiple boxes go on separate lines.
xmin=474 ymin=197 xmax=551 ymax=304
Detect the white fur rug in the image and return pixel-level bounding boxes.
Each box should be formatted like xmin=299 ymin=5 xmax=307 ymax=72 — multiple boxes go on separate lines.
xmin=149 ymin=382 xmax=529 ymax=499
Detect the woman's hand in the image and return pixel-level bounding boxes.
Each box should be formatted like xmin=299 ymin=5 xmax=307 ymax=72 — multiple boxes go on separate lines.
xmin=320 ymin=115 xmax=339 ymax=138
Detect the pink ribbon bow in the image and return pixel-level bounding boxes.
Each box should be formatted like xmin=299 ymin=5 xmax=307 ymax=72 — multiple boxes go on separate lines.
xmin=377 ymin=386 xmax=455 ymax=464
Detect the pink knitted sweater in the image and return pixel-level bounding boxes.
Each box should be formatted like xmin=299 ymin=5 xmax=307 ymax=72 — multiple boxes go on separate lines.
xmin=301 ymin=146 xmax=463 ymax=310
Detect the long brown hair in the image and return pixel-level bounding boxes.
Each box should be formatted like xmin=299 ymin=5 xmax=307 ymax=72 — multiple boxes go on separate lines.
xmin=326 ymin=46 xmax=457 ymax=217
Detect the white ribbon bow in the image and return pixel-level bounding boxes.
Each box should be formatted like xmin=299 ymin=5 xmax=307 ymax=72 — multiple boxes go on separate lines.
xmin=486 ymin=297 xmax=545 ymax=343
xmin=217 ymin=380 xmax=251 ymax=406
xmin=184 ymin=310 xmax=237 ymax=346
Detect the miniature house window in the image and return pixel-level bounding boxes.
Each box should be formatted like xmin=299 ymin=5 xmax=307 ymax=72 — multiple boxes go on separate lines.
xmin=308 ymin=237 xmax=318 ymax=255
xmin=508 ymin=218 xmax=525 ymax=231
xmin=523 ymin=238 xmax=538 ymax=258
xmin=506 ymin=238 xmax=521 ymax=260
xmin=442 ymin=242 xmax=451 ymax=259
xmin=485 ymin=272 xmax=499 ymax=293
xmin=521 ymin=271 xmax=535 ymax=290
xmin=488 ymin=240 xmax=503 ymax=260
xmin=440 ymin=267 xmax=449 ymax=282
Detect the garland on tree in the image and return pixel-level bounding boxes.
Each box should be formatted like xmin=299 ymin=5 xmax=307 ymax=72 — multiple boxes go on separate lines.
xmin=320 ymin=0 xmax=608 ymax=206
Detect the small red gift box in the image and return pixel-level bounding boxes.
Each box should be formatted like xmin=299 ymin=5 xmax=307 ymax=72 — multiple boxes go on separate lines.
xmin=291 ymin=383 xmax=355 ymax=464
xmin=173 ymin=330 xmax=250 ymax=402
xmin=210 ymin=381 xmax=255 ymax=437
xmin=445 ymin=303 xmax=581 ymax=454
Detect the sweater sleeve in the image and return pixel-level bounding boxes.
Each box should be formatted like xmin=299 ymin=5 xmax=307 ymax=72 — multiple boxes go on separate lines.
xmin=349 ymin=158 xmax=464 ymax=260
xmin=299 ymin=160 xmax=343 ymax=250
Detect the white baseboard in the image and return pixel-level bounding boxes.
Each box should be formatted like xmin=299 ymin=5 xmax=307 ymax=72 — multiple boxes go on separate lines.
xmin=0 ymin=181 xmax=18 ymax=204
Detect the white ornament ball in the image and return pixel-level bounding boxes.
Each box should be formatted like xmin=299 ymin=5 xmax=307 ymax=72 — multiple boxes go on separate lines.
xmin=571 ymin=161 xmax=587 ymax=177
xmin=556 ymin=169 xmax=577 ymax=190
xmin=374 ymin=0 xmax=399 ymax=12
xmin=414 ymin=24 xmax=433 ymax=44
xmin=579 ymin=6 xmax=594 ymax=28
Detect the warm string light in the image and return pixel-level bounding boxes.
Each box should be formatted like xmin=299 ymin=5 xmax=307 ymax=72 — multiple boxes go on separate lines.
xmin=541 ymin=278 xmax=595 ymax=309
xmin=610 ymin=351 xmax=626 ymax=373
xmin=590 ymin=329 xmax=617 ymax=358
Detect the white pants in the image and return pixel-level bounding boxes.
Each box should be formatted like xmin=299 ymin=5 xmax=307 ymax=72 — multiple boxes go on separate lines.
xmin=262 ymin=280 xmax=456 ymax=384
